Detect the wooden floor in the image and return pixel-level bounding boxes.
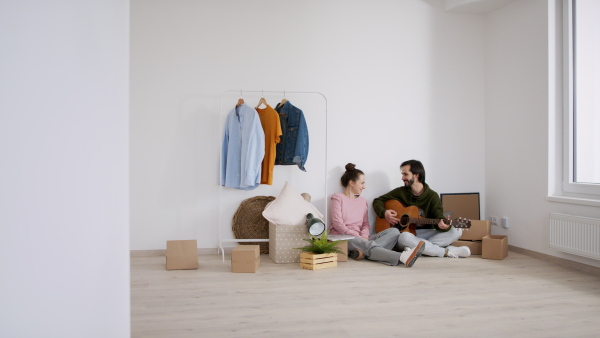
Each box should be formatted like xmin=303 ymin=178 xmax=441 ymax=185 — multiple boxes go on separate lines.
xmin=131 ymin=251 xmax=600 ymax=337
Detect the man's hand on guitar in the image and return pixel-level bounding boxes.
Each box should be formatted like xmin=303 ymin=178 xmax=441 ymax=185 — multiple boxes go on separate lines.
xmin=384 ymin=209 xmax=400 ymax=225
xmin=438 ymin=216 xmax=451 ymax=230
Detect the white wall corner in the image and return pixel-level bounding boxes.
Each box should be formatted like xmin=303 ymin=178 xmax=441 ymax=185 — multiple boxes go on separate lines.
xmin=444 ymin=0 xmax=516 ymax=14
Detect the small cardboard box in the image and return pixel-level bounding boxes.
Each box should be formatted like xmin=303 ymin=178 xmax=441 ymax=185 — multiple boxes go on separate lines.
xmin=482 ymin=235 xmax=508 ymax=260
xmin=459 ymin=220 xmax=491 ymax=241
xmin=232 ymin=245 xmax=260 ymax=273
xmin=166 ymin=240 xmax=198 ymax=270
xmin=269 ymin=222 xmax=309 ymax=263
xmin=332 ymin=240 xmax=348 ymax=262
xmin=451 ymin=240 xmax=482 ymax=255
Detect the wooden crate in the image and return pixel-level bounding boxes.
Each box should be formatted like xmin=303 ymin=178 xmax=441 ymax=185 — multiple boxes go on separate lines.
xmin=299 ymin=252 xmax=337 ymax=270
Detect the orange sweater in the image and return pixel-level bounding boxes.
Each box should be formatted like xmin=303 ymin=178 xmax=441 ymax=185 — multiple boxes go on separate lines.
xmin=256 ymin=105 xmax=282 ymax=185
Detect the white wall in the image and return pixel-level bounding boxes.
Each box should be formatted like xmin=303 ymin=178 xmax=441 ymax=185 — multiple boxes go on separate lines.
xmin=484 ymin=0 xmax=600 ymax=268
xmin=0 ymin=1 xmax=131 ymax=336
xmin=130 ymin=0 xmax=486 ymax=251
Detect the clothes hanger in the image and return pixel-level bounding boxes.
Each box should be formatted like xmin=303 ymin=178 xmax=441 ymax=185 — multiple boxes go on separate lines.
xmin=277 ymin=91 xmax=287 ymax=115
xmin=256 ymin=97 xmax=268 ymax=109
xmin=280 ymin=91 xmax=288 ymax=106
xmin=256 ymin=91 xmax=268 ymax=109
xmin=236 ymin=90 xmax=244 ymax=107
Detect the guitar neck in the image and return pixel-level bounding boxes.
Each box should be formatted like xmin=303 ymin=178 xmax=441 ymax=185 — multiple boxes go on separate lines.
xmin=407 ymin=217 xmax=444 ymax=225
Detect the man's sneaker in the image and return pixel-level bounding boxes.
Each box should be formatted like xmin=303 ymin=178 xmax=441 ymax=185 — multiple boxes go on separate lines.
xmin=445 ymin=245 xmax=471 ymax=258
xmin=399 ymin=241 xmax=425 ymax=268
xmin=348 ymin=249 xmax=364 ymax=261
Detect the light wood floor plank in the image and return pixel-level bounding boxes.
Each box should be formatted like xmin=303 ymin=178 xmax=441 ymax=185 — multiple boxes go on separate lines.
xmin=131 ymin=252 xmax=600 ymax=337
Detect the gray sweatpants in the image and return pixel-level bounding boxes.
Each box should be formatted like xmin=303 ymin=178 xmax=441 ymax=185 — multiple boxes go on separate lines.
xmin=347 ymin=227 xmax=402 ymax=265
xmin=396 ymin=228 xmax=462 ymax=257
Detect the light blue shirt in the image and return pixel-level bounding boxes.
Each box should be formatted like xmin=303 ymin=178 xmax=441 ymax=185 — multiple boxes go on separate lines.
xmin=221 ymin=103 xmax=265 ymax=190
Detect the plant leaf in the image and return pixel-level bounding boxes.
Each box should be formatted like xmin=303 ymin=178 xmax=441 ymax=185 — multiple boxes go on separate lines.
xmin=294 ymin=232 xmax=346 ymax=255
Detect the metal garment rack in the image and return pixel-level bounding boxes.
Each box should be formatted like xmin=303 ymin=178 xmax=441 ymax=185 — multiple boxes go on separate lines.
xmin=217 ymin=90 xmax=328 ymax=261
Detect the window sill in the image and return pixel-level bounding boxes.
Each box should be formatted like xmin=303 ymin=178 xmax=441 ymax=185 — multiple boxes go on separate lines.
xmin=546 ymin=195 xmax=600 ymax=207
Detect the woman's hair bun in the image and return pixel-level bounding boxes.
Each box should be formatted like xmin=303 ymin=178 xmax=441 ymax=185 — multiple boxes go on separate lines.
xmin=340 ymin=163 xmax=364 ymax=188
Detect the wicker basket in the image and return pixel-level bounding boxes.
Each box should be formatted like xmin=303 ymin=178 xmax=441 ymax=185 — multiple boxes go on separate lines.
xmin=232 ymin=196 xmax=275 ymax=254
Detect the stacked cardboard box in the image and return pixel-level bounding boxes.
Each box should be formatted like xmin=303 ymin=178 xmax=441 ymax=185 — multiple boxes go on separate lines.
xmin=451 ymin=220 xmax=508 ymax=259
xmin=231 ymin=245 xmax=260 ymax=273
xmin=451 ymin=220 xmax=490 ymax=255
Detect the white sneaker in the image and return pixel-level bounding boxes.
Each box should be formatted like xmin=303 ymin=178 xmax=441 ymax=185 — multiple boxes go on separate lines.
xmin=445 ymin=245 xmax=471 ymax=258
xmin=399 ymin=241 xmax=425 ymax=267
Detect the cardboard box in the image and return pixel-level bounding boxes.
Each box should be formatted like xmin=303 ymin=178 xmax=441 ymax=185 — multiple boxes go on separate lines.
xmin=166 ymin=240 xmax=198 ymax=270
xmin=441 ymin=193 xmax=480 ymax=220
xmin=232 ymin=245 xmax=260 ymax=273
xmin=459 ymin=220 xmax=491 ymax=241
xmin=269 ymin=222 xmax=309 ymax=263
xmin=451 ymin=240 xmax=482 ymax=255
xmin=332 ymin=240 xmax=348 ymax=262
xmin=482 ymin=235 xmax=508 ymax=260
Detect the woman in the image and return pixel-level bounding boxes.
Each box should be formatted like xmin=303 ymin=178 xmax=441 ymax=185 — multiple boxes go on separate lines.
xmin=330 ymin=163 xmax=425 ymax=267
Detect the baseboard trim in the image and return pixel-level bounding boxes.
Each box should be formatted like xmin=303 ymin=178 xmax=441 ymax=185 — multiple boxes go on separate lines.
xmin=130 ymin=248 xmax=220 ymax=257
xmin=131 ymin=246 xmax=600 ymax=275
xmin=509 ymin=245 xmax=600 ymax=276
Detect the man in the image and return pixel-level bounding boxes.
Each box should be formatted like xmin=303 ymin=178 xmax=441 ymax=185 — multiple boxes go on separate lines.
xmin=372 ymin=159 xmax=470 ymax=258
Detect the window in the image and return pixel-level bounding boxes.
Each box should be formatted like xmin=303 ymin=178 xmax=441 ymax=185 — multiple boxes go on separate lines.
xmin=561 ymin=0 xmax=600 ymax=198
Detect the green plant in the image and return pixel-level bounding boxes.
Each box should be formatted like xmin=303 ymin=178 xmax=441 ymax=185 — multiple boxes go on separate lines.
xmin=296 ymin=232 xmax=346 ymax=255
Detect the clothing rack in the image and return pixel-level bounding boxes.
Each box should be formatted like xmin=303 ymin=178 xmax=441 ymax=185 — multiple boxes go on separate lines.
xmin=217 ymin=90 xmax=328 ymax=261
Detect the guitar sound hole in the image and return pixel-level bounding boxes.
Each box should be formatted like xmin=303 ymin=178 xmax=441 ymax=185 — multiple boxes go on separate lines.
xmin=399 ymin=215 xmax=410 ymax=227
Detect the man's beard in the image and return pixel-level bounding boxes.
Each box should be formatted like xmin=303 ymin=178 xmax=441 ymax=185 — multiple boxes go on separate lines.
xmin=403 ymin=178 xmax=414 ymax=187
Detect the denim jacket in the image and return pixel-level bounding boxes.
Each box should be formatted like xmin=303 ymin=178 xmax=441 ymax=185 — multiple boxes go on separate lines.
xmin=274 ymin=101 xmax=309 ymax=171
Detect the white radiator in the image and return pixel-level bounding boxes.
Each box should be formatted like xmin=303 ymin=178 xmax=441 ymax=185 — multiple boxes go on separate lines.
xmin=549 ymin=213 xmax=600 ymax=260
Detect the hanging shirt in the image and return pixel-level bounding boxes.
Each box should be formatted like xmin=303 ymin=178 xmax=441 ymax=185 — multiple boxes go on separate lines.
xmin=256 ymin=104 xmax=282 ymax=185
xmin=221 ymin=103 xmax=265 ymax=190
xmin=274 ymin=100 xmax=309 ymax=171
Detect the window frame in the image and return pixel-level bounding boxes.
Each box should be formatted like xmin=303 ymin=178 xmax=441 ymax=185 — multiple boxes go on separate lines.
xmin=560 ymin=0 xmax=600 ymax=198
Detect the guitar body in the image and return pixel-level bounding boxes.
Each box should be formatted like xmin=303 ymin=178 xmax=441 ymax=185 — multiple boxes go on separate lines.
xmin=375 ymin=200 xmax=421 ymax=235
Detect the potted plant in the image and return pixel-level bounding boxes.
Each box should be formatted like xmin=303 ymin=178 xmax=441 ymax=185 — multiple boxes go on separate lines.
xmin=296 ymin=232 xmax=345 ymax=270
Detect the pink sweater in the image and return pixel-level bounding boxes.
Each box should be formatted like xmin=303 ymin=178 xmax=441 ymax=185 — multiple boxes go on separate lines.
xmin=329 ymin=193 xmax=370 ymax=238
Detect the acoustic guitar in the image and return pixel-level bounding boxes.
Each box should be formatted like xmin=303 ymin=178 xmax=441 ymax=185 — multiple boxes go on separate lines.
xmin=374 ymin=200 xmax=471 ymax=235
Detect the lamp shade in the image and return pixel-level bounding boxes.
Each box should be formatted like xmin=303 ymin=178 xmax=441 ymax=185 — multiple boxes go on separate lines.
xmin=306 ymin=213 xmax=325 ymax=236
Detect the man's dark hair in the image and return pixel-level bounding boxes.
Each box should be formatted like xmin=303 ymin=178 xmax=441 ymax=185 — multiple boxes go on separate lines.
xmin=401 ymin=159 xmax=425 ymax=184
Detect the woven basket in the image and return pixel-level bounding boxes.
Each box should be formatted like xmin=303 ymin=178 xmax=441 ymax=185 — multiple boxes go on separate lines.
xmin=232 ymin=196 xmax=275 ymax=254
